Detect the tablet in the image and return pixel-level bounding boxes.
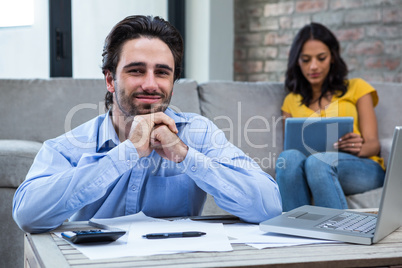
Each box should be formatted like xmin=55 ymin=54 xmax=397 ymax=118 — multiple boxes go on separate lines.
xmin=284 ymin=117 xmax=354 ymax=156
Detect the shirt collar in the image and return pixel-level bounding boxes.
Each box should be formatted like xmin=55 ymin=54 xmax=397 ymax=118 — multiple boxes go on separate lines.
xmin=97 ymin=110 xmax=120 ymax=152
xmin=164 ymin=107 xmax=190 ymax=124
xmin=97 ymin=108 xmax=190 ymax=152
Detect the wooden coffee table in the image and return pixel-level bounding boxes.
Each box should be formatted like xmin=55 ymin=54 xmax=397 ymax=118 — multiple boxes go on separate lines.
xmin=24 ymin=216 xmax=402 ymax=268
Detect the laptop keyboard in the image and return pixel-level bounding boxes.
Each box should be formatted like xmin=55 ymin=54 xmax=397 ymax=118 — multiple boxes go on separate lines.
xmin=315 ymin=212 xmax=377 ymax=234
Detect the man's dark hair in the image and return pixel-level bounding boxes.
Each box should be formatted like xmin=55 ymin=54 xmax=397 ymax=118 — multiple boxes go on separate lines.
xmin=102 ymin=15 xmax=184 ymax=111
xmin=285 ymin=22 xmax=348 ymax=107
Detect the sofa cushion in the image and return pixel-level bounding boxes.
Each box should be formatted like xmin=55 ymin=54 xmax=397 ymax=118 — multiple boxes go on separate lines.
xmin=0 ymin=140 xmax=42 ymax=188
xmin=346 ymin=187 xmax=383 ymax=209
xmin=0 ymin=78 xmax=200 ymax=144
xmin=379 ymin=138 xmax=393 ymax=168
xmin=372 ymin=82 xmax=402 ymax=148
xmin=170 ymin=79 xmax=201 ymax=114
xmin=0 ymin=78 xmax=106 ymax=143
xmin=198 ymin=81 xmax=286 ymax=177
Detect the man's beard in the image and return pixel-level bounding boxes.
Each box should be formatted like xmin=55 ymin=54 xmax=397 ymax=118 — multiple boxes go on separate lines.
xmin=115 ymin=84 xmax=172 ymax=118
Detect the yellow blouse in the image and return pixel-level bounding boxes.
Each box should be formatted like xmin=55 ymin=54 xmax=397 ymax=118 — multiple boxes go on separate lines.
xmin=282 ymin=78 xmax=384 ymax=169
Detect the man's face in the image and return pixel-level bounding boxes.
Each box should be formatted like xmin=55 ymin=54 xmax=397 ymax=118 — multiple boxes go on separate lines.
xmin=106 ymin=37 xmax=175 ymax=117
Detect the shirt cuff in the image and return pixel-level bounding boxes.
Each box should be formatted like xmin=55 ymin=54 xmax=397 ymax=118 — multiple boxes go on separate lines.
xmin=106 ymin=140 xmax=140 ymax=173
xmin=176 ymin=147 xmax=209 ymax=179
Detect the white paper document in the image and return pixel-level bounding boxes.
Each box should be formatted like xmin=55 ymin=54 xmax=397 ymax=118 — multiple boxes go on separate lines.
xmin=55 ymin=213 xmax=341 ymax=260
xmin=56 ymin=212 xmax=232 ymax=260
xmin=224 ymin=223 xmax=339 ymax=249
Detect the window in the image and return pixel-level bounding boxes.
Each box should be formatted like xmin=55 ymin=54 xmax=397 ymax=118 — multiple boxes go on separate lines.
xmin=0 ymin=0 xmax=34 ymax=28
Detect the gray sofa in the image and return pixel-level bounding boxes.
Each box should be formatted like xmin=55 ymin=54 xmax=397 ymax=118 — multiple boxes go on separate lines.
xmin=1 ymin=78 xmax=401 ymax=267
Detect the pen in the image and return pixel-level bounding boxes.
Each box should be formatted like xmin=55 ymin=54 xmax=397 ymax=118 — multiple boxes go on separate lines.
xmin=143 ymin=231 xmax=206 ymax=239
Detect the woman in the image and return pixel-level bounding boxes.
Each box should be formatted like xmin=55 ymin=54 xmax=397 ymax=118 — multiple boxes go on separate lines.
xmin=276 ymin=22 xmax=385 ymax=211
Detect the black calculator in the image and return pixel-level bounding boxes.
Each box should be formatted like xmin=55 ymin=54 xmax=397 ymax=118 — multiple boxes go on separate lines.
xmin=61 ymin=228 xmax=126 ymax=244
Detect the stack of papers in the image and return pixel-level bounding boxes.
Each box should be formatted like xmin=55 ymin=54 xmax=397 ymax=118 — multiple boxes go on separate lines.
xmin=55 ymin=213 xmax=338 ymax=260
xmin=57 ymin=212 xmax=232 ymax=260
xmin=224 ymin=223 xmax=338 ymax=249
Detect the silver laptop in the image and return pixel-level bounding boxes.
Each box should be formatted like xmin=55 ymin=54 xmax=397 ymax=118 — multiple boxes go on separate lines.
xmin=284 ymin=117 xmax=353 ymax=156
xmin=260 ymin=126 xmax=402 ymax=245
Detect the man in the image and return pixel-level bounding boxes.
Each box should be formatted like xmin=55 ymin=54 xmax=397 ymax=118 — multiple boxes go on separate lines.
xmin=13 ymin=15 xmax=282 ymax=233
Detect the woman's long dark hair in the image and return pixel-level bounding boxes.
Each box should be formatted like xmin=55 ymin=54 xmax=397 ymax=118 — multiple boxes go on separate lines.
xmin=285 ymin=22 xmax=348 ymax=107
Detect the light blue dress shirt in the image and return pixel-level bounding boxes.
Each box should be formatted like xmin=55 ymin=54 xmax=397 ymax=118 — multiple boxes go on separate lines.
xmin=13 ymin=108 xmax=282 ymax=233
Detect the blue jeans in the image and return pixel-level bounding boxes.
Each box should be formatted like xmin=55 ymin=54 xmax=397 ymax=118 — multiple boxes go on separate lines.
xmin=275 ymin=150 xmax=385 ymax=211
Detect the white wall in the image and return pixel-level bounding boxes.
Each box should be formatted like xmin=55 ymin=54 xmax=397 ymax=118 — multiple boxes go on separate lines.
xmin=185 ymin=0 xmax=234 ymax=83
xmin=0 ymin=0 xmax=49 ymax=78
xmin=72 ymin=0 xmax=168 ymax=78
xmin=185 ymin=1 xmax=210 ymax=83
xmin=0 ymin=0 xmax=233 ymax=81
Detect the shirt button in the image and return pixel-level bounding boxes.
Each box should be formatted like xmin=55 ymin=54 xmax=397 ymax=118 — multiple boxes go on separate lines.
xmin=131 ymin=186 xmax=137 ymax=191
xmin=191 ymin=166 xmax=197 ymax=172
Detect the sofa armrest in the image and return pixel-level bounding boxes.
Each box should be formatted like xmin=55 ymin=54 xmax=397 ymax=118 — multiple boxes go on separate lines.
xmin=0 ymin=140 xmax=42 ymax=188
xmin=0 ymin=139 xmax=41 ymax=268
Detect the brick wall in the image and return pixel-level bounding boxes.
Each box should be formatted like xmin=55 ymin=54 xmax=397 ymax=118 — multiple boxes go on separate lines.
xmin=234 ymin=0 xmax=402 ymax=83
